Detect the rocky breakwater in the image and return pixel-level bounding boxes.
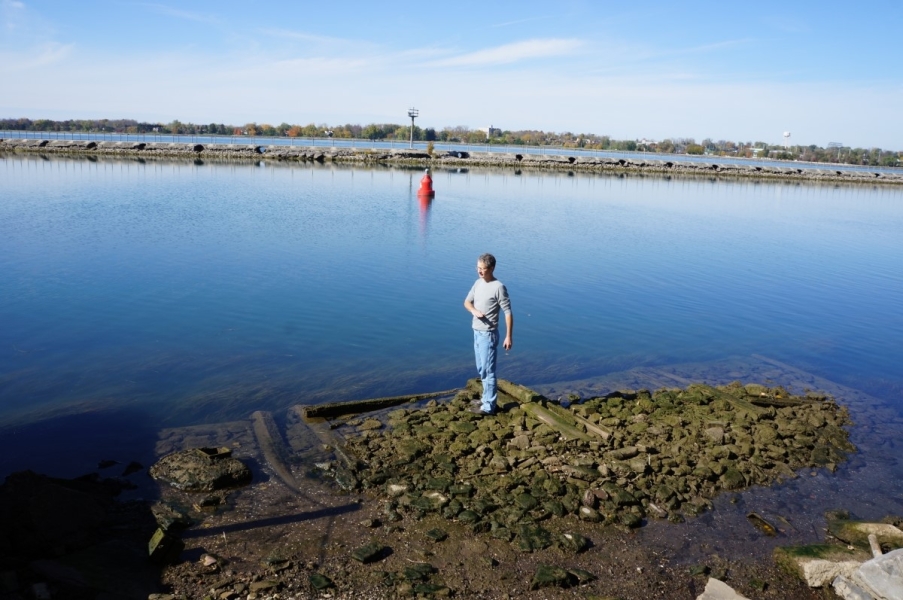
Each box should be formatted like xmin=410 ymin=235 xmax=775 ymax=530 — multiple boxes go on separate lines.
xmin=3 ymin=137 xmax=901 ymax=184
xmin=337 ymin=380 xmax=855 ymax=541
xmin=430 ymin=152 xmax=903 ymax=184
xmin=0 ymin=138 xmax=266 ymax=159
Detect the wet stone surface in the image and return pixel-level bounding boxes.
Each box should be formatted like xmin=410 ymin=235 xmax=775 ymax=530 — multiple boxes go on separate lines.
xmin=341 ymin=381 xmax=854 ymax=544
xmin=149 ymin=447 xmax=252 ymax=492
xmin=142 ymin=367 xmax=866 ymax=599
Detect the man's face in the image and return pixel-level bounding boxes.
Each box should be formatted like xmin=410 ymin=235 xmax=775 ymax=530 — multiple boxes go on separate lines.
xmin=476 ymin=261 xmax=494 ymax=282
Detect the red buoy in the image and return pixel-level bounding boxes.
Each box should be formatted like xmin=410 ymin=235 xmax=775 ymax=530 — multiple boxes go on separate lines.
xmin=417 ymin=168 xmax=435 ymax=198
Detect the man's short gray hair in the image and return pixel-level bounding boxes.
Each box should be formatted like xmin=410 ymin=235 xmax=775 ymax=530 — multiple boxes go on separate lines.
xmin=478 ymin=253 xmax=496 ymax=269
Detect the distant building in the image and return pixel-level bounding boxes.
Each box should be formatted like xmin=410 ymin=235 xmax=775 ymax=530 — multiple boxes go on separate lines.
xmin=478 ymin=125 xmax=501 ymax=139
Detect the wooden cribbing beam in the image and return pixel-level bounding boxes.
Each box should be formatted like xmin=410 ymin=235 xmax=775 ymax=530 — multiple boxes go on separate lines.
xmin=520 ymin=402 xmax=591 ymax=442
xmin=698 ymin=384 xmax=767 ymax=418
xmin=290 ymin=406 xmax=364 ymax=471
xmin=299 ymin=389 xmax=458 ymax=419
xmin=497 ymin=379 xmax=544 ymax=403
xmin=545 ymin=403 xmax=612 ymax=441
xmin=251 ymin=410 xmax=301 ymax=492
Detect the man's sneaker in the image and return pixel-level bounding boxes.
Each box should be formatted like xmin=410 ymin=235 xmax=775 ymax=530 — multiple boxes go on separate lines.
xmin=469 ymin=405 xmax=496 ymax=416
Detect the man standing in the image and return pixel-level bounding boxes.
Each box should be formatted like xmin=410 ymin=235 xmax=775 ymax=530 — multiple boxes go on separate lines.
xmin=464 ymin=253 xmax=513 ymax=416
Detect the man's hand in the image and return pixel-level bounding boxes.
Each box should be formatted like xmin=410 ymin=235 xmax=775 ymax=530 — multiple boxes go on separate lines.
xmin=503 ymin=335 xmax=513 ymax=351
xmin=465 ymin=299 xmax=484 ymax=319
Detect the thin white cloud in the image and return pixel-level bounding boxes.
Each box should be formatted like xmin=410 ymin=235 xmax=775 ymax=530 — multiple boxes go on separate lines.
xmin=491 ymin=15 xmax=552 ymax=28
xmin=0 ymin=41 xmax=72 ymax=72
xmin=255 ymin=28 xmax=448 ymax=69
xmin=428 ymin=38 xmax=584 ymax=67
xmin=134 ymin=2 xmax=220 ymax=25
xmin=576 ymin=37 xmax=760 ymax=83
xmin=674 ymin=38 xmax=756 ymax=56
xmin=262 ymin=56 xmax=373 ymax=76
xmin=1 ymin=0 xmax=27 ymax=33
xmin=257 ymin=28 xmax=351 ymax=46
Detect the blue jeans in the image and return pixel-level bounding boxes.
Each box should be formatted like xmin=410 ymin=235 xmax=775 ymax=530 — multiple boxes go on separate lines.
xmin=473 ymin=329 xmax=499 ymax=412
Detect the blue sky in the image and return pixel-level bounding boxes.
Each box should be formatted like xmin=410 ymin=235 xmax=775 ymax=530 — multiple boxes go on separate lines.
xmin=2 ymin=0 xmax=901 ymax=149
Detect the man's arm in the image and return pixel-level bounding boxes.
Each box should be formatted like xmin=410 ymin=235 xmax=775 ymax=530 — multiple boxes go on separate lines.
xmin=503 ymin=312 xmax=513 ymax=350
xmin=464 ymin=298 xmax=484 ymax=319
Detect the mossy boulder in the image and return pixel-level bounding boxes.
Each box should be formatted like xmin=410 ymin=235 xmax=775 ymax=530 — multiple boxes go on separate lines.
xmin=341 ymin=380 xmax=854 ymax=541
xmin=149 ymin=447 xmax=251 ymax=492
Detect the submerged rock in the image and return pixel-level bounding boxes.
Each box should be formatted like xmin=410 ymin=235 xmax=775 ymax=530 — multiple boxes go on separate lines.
xmin=339 ymin=380 xmax=854 ymax=546
xmin=149 ymin=447 xmax=252 ymax=492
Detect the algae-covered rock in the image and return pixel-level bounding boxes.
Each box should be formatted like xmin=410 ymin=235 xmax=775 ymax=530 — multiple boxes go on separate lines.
xmin=352 ymin=541 xmax=387 ymax=563
xmin=515 ymin=524 xmax=553 ymax=552
xmin=720 ymin=467 xmax=746 ymax=490
xmin=456 ymin=509 xmax=480 ymax=524
xmin=515 ymin=492 xmax=538 ymax=511
xmin=341 ymin=379 xmax=853 ymax=538
xmin=403 ymin=562 xmax=436 ymax=581
xmin=148 ymin=528 xmax=184 ymax=565
xmin=579 ymin=506 xmax=603 ymax=522
xmin=529 ymin=564 xmax=574 ymax=590
xmin=151 ymin=502 xmax=192 ymax=531
xmin=828 ymin=519 xmax=903 ymax=550
xmin=773 ymin=544 xmax=867 ymax=587
xmin=559 ymin=532 xmax=590 ymax=553
xmin=149 ymin=447 xmax=252 ymax=492
xmin=308 ymin=573 xmax=333 ymax=590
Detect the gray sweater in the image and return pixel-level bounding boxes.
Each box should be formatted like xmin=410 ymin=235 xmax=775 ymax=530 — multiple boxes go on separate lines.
xmin=466 ymin=279 xmax=512 ymax=331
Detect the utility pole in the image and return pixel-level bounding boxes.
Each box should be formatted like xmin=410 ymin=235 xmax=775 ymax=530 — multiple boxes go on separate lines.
xmin=408 ymin=107 xmax=419 ymax=149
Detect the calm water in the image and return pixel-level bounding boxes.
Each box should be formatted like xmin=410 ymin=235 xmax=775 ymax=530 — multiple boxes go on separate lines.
xmin=1 ymin=155 xmax=902 ymax=486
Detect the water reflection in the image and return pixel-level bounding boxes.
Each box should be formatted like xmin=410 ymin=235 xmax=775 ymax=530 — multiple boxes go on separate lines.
xmin=418 ymin=193 xmax=432 ymax=241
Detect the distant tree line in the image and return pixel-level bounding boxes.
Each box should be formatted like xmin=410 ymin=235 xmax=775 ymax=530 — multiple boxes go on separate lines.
xmin=2 ymin=117 xmax=899 ymax=167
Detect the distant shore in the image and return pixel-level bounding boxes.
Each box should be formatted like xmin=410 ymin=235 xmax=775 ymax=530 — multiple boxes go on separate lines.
xmin=3 ymin=138 xmax=902 ymax=185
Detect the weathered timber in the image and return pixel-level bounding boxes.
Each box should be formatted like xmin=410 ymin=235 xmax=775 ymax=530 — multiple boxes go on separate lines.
xmin=251 ymin=410 xmax=300 ymax=492
xmin=546 ymin=403 xmax=612 ymax=440
xmin=290 ymin=406 xmax=364 ymax=471
xmin=748 ymin=395 xmax=815 ymax=408
xmin=700 ymin=384 xmax=767 ymax=418
xmin=747 ymin=512 xmax=777 ymax=536
xmin=520 ymin=402 xmax=592 ymax=442
xmin=480 ymin=379 xmax=592 ymax=441
xmin=497 ymin=379 xmax=545 ymax=403
xmin=300 ymin=389 xmax=458 ymax=419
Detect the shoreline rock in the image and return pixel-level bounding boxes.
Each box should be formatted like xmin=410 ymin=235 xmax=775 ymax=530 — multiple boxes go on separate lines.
xmin=2 ymin=139 xmax=901 ymax=185
xmin=335 ymin=380 xmax=855 ymax=543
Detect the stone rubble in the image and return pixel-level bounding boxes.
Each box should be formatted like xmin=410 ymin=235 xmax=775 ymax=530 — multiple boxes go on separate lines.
xmin=336 ymin=380 xmax=854 ymax=544
xmin=3 ymin=138 xmax=901 ymax=185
